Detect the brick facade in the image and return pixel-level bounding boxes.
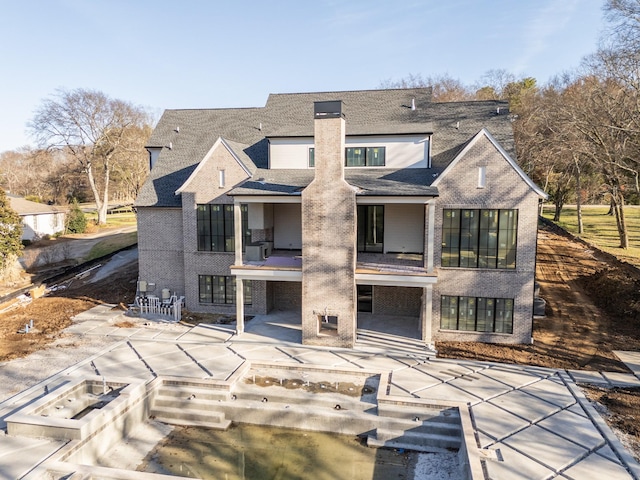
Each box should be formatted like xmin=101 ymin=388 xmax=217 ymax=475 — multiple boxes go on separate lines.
xmin=431 ymin=136 xmax=539 ymax=344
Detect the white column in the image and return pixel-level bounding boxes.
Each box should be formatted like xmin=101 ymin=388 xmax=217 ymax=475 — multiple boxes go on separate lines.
xmin=234 ymin=202 xmax=243 ymax=265
xmin=422 ymin=284 xmax=433 ymax=345
xmin=426 ymin=201 xmax=436 ymax=273
xmin=236 ymin=277 xmax=245 ymax=334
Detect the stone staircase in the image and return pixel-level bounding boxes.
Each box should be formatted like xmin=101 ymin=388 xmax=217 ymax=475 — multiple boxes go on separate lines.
xmin=150 ymin=379 xmax=232 ymax=429
xmin=368 ymin=403 xmax=462 ymax=452
xmin=356 ymin=329 xmax=437 ymax=356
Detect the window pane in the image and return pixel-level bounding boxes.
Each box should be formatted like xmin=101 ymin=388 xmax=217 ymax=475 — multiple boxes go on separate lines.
xmin=357 ymin=205 xmax=384 ymax=252
xmin=476 ymin=298 xmax=495 ymax=332
xmin=224 ymin=205 xmax=235 ymax=252
xmin=244 ymin=280 xmax=252 ymax=305
xmin=197 ymin=205 xmax=212 ymax=251
xmin=495 ymin=298 xmax=514 ymax=333
xmin=346 ymin=147 xmax=366 ymax=166
xmin=497 ymin=210 xmax=518 ymax=269
xmin=478 ymin=210 xmax=499 ymax=268
xmin=442 ymin=209 xmax=460 ymax=267
xmin=212 ymin=276 xmax=226 ymax=304
xmin=226 ymin=276 xmax=235 ymax=304
xmin=459 ymin=210 xmax=479 ymax=268
xmin=198 ymin=275 xmax=212 ymax=303
xmin=440 ymin=296 xmax=458 ymax=330
xmin=458 ymin=296 xmax=476 ymax=331
xmin=366 ymin=147 xmax=385 ymax=166
xmin=241 ymin=204 xmax=251 ymax=252
xmin=309 ymin=148 xmax=315 ymax=167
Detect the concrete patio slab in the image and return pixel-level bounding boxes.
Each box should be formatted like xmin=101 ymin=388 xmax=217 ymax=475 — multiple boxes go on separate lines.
xmin=504 ymin=424 xmax=588 ymax=471
xmin=471 ymin=401 xmax=530 ymax=441
xmin=0 ymin=436 xmax=65 ymax=480
xmin=389 ymin=366 xmax=442 ymax=394
xmin=63 ymin=320 xmax=106 ymax=334
xmin=413 ymin=382 xmax=481 ymax=404
xmin=480 ymin=364 xmax=546 ymax=389
xmin=278 ymin=347 xmax=350 ymax=367
xmin=520 ymin=377 xmax=577 ymax=408
xmin=596 ymin=444 xmax=624 ymax=464
xmin=448 ymin=372 xmax=513 ymax=401
xmin=568 ymin=370 xmax=609 ymax=386
xmin=614 ymin=351 xmax=640 ymax=376
xmin=602 ymin=371 xmax=640 ymax=387
xmin=229 ymin=343 xmax=295 ymax=362
xmin=489 ymin=389 xmax=561 ymax=423
xmin=537 ymin=409 xmax=605 ymax=450
xmin=563 ymin=451 xmax=634 ymax=480
xmin=483 ymin=442 xmax=555 ymax=480
xmin=177 ymin=324 xmax=234 ymax=343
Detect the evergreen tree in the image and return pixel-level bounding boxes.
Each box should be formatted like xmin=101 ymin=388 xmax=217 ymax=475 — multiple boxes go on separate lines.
xmin=0 ymin=190 xmax=24 ymax=274
xmin=66 ymin=201 xmax=87 ymax=234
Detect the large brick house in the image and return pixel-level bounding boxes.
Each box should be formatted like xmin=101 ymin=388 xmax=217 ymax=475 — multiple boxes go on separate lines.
xmin=135 ymin=88 xmax=546 ymax=348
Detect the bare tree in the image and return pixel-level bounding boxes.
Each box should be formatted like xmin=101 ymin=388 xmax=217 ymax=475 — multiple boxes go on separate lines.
xmin=379 ymin=73 xmax=475 ymax=102
xmin=29 ymin=88 xmax=151 ymax=224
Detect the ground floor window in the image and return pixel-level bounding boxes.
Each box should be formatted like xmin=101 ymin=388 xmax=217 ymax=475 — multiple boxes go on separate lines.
xmin=440 ymin=295 xmax=513 ymax=334
xmin=198 ymin=275 xmax=252 ymax=305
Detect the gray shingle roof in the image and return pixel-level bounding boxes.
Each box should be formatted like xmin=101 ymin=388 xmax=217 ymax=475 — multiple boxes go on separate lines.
xmin=136 ymin=88 xmax=513 ymax=207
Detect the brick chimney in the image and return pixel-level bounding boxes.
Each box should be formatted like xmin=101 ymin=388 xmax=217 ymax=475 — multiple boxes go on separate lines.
xmin=301 ymin=101 xmax=357 ymax=347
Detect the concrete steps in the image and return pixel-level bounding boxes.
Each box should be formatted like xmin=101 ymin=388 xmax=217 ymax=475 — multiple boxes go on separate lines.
xmin=150 ymin=383 xmax=232 ymax=430
xmin=356 ymin=329 xmax=436 ymax=356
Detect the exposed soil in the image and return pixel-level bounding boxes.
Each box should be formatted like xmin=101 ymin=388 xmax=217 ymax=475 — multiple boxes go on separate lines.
xmin=582 ymin=386 xmax=640 ymax=463
xmin=0 ymin=258 xmax=138 ymax=362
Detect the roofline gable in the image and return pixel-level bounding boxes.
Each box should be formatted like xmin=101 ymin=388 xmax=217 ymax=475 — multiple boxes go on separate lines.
xmin=432 ymin=128 xmax=547 ymax=198
xmin=175 ymin=137 xmax=252 ymax=194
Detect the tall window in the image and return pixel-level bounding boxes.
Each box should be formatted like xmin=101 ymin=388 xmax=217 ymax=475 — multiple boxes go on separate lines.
xmin=441 ymin=209 xmax=518 ymax=269
xmin=357 ymin=205 xmax=384 ymax=252
xmin=346 ymin=147 xmax=385 ymax=166
xmin=440 ymin=296 xmax=513 ymax=334
xmin=197 ymin=204 xmax=250 ymax=252
xmin=198 ymin=275 xmax=252 ymax=305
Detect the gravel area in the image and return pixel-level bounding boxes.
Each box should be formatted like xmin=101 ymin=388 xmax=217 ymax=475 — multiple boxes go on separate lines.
xmin=0 ymin=333 xmax=121 ymax=403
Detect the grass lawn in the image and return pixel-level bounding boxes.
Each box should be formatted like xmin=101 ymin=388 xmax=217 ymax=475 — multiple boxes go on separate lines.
xmin=84 ymin=231 xmax=138 ymax=262
xmin=541 ymin=204 xmax=640 ymax=268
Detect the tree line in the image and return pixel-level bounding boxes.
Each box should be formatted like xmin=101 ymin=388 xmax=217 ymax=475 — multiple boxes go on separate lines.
xmin=0 ymin=89 xmax=152 ymax=225
xmin=382 ymin=0 xmax=640 ymax=249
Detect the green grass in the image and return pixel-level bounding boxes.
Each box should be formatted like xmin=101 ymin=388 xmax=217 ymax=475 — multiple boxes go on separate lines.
xmin=84 ymin=210 xmax=137 ymax=228
xmin=83 ymin=231 xmax=138 ymax=262
xmin=541 ymin=204 xmax=640 ymax=267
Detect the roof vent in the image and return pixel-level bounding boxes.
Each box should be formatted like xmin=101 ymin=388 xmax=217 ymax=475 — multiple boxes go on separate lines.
xmin=167 ymin=142 xmax=172 ymax=150
xmin=496 ymin=107 xmax=501 ymax=114
xmin=174 ymin=126 xmax=180 ymax=133
xmin=259 ymin=122 xmax=262 ymax=131
xmin=314 ymin=100 xmax=343 ymax=119
xmin=411 ymin=98 xmax=416 ymax=110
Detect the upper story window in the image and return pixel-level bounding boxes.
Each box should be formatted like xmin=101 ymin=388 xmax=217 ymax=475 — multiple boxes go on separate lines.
xmin=307 ymin=146 xmax=386 ymax=168
xmin=346 ymin=147 xmax=385 ymax=167
xmin=357 ymin=205 xmax=384 ymax=252
xmin=441 ymin=209 xmax=518 ymax=269
xmin=197 ymin=204 xmax=250 ymax=252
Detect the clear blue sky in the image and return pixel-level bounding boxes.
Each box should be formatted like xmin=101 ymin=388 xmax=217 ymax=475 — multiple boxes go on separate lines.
xmin=0 ymin=0 xmax=606 ymax=153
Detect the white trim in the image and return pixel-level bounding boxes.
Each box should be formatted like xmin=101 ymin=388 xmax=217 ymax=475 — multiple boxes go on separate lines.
xmin=233 ymin=195 xmax=302 ymax=204
xmin=175 ymin=137 xmax=251 ymax=194
xmin=231 ymin=267 xmax=302 ymax=282
xmin=356 ymin=196 xmax=435 ymax=204
xmin=432 ymin=128 xmax=547 ymax=198
xmin=355 ymin=273 xmax=437 ymax=287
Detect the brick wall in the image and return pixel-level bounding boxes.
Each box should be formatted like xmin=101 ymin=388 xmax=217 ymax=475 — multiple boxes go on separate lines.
xmin=373 ymin=286 xmax=421 ymax=316
xmin=431 ymin=134 xmax=540 ymax=344
xmin=301 ymin=108 xmax=357 ymax=347
xmin=137 ymin=207 xmax=185 ymax=296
